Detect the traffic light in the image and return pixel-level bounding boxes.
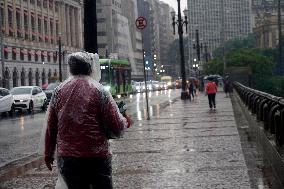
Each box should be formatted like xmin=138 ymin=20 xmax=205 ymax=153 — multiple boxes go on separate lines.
xmin=153 ymin=54 xmax=157 ymax=60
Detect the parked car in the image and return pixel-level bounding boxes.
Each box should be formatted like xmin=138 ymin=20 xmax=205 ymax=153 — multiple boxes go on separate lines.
xmin=43 ymin=82 xmax=61 ymax=104
xmin=0 ymin=88 xmax=15 ymax=116
xmin=11 ymin=86 xmax=47 ymax=113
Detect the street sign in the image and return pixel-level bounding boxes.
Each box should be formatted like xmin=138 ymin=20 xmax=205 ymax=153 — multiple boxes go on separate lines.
xmin=135 ymin=17 xmax=147 ymax=30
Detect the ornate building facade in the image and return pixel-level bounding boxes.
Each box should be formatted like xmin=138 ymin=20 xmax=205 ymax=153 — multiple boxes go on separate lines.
xmin=0 ymin=0 xmax=83 ymax=89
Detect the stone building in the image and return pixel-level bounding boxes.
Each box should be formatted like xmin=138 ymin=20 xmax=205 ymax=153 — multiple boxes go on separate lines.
xmin=0 ymin=0 xmax=83 ymax=89
xmin=252 ymin=0 xmax=284 ymax=48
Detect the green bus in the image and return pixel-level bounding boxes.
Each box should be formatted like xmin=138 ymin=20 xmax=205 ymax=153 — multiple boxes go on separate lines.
xmin=99 ymin=59 xmax=133 ymax=96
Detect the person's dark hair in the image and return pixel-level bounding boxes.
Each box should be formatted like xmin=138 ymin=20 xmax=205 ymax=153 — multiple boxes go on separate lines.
xmin=68 ymin=56 xmax=92 ymax=76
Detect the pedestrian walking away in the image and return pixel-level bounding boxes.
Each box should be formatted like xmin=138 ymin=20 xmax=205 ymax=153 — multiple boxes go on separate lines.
xmin=223 ymin=75 xmax=232 ymax=97
xmin=188 ymin=81 xmax=195 ymax=100
xmin=39 ymin=52 xmax=132 ymax=189
xmin=205 ymin=77 xmax=218 ymax=109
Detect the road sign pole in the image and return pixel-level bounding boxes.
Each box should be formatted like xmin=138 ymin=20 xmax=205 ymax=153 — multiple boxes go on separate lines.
xmin=136 ymin=17 xmax=150 ymax=120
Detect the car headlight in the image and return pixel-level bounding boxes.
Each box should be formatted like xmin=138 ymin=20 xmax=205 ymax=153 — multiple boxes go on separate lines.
xmin=20 ymin=99 xmax=29 ymax=102
xmin=155 ymin=84 xmax=159 ymax=88
xmin=136 ymin=86 xmax=140 ymax=90
xmin=167 ymin=82 xmax=172 ymax=86
xmin=104 ymin=85 xmax=111 ymax=91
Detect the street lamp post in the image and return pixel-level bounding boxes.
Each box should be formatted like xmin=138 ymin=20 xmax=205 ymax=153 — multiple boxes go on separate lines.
xmin=171 ymin=1 xmax=189 ymax=100
xmin=58 ymin=34 xmax=63 ymax=82
xmin=0 ymin=11 xmax=5 ymax=88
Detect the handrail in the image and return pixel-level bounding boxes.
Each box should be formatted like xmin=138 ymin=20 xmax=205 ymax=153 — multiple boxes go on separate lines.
xmin=234 ymin=82 xmax=284 ymax=146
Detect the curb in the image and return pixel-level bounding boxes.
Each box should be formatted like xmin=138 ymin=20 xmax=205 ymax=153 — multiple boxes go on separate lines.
xmin=0 ymin=154 xmax=43 ymax=183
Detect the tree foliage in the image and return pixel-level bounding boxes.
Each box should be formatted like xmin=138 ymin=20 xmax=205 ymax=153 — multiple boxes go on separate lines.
xmin=203 ymin=33 xmax=283 ymax=97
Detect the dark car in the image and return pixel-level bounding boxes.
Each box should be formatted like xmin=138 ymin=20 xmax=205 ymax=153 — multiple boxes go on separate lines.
xmin=43 ymin=82 xmax=61 ymax=104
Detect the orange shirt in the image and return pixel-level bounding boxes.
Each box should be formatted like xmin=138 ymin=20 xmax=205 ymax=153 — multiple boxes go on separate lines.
xmin=205 ymin=81 xmax=217 ymax=94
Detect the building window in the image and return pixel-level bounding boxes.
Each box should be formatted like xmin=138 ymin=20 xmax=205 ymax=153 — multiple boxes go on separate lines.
xmin=44 ymin=18 xmax=48 ymax=43
xmin=28 ymin=69 xmax=33 ymax=86
xmin=35 ymin=70 xmax=39 ymax=86
xmin=13 ymin=68 xmax=18 ymax=87
xmin=12 ymin=48 xmax=17 ymax=60
xmin=55 ymin=21 xmax=59 ymax=35
xmin=16 ymin=10 xmax=21 ymax=38
xmin=41 ymin=51 xmax=45 ymax=62
xmin=4 ymin=47 xmax=8 ymax=59
xmin=30 ymin=0 xmax=35 ymax=4
xmin=35 ymin=52 xmax=39 ymax=62
xmin=38 ymin=17 xmax=42 ymax=41
xmin=8 ymin=6 xmax=13 ymax=36
xmin=20 ymin=49 xmax=24 ymax=61
xmin=50 ymin=19 xmax=54 ymax=43
xmin=31 ymin=13 xmax=36 ymax=40
xmin=55 ymin=2 xmax=59 ymax=12
xmin=47 ymin=52 xmax=51 ymax=62
xmin=37 ymin=0 xmax=41 ymax=7
xmin=42 ymin=69 xmax=46 ymax=84
xmin=53 ymin=52 xmax=57 ymax=63
xmin=24 ymin=11 xmax=29 ymax=39
xmin=28 ymin=50 xmax=32 ymax=61
xmin=21 ymin=69 xmax=26 ymax=86
xmin=43 ymin=0 xmax=48 ymax=8
xmin=48 ymin=69 xmax=51 ymax=83
xmin=1 ymin=6 xmax=4 ymax=34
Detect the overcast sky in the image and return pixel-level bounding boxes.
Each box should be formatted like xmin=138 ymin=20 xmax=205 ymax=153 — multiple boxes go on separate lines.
xmin=159 ymin=0 xmax=188 ymax=12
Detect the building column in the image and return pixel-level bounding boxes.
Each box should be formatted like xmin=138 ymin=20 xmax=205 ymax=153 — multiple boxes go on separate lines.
xmin=20 ymin=0 xmax=25 ymax=39
xmin=78 ymin=7 xmax=83 ymax=48
xmin=66 ymin=5 xmax=71 ymax=46
xmin=35 ymin=0 xmax=39 ymax=42
xmin=71 ymin=7 xmax=76 ymax=46
xmin=74 ymin=8 xmax=79 ymax=48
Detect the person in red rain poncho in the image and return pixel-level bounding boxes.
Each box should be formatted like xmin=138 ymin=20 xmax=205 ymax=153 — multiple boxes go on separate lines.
xmin=205 ymin=77 xmax=218 ymax=109
xmin=44 ymin=52 xmax=132 ymax=189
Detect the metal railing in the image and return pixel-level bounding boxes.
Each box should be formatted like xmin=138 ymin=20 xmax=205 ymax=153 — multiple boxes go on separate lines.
xmin=234 ymin=82 xmax=284 ymax=146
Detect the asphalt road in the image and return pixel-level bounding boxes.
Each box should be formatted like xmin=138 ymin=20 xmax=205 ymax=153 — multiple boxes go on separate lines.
xmin=0 ymin=89 xmax=180 ymax=168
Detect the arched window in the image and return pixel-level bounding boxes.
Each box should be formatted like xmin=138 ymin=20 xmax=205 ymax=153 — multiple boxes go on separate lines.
xmin=4 ymin=68 xmax=10 ymax=89
xmin=21 ymin=68 xmax=26 ymax=86
xmin=42 ymin=69 xmax=46 ymax=85
xmin=48 ymin=69 xmax=52 ymax=83
xmin=35 ymin=69 xmax=40 ymax=86
xmin=13 ymin=68 xmax=18 ymax=87
xmin=28 ymin=68 xmax=33 ymax=86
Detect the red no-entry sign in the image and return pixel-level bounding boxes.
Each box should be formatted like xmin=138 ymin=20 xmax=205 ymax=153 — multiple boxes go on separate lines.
xmin=135 ymin=17 xmax=147 ymax=30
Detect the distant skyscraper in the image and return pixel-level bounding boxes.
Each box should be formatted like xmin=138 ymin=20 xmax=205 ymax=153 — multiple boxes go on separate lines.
xmin=187 ymin=0 xmax=251 ymax=67
xmin=137 ymin=0 xmax=174 ymax=79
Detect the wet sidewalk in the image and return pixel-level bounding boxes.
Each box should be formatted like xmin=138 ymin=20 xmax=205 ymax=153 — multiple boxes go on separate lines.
xmin=1 ymin=92 xmax=260 ymax=188
xmin=112 ymin=92 xmax=251 ymax=188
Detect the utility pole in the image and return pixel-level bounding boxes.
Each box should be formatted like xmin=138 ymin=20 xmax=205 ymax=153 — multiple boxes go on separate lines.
xmin=278 ymin=0 xmax=283 ymax=75
xmin=220 ymin=0 xmax=226 ymax=73
xmin=84 ymin=0 xmax=98 ymax=53
xmin=204 ymin=43 xmax=209 ymax=62
xmin=0 ymin=9 xmax=5 ymax=88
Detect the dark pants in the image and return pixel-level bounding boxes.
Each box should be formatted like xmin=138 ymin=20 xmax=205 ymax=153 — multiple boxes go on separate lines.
xmin=57 ymin=156 xmax=113 ymax=189
xmin=208 ymin=93 xmax=216 ymax=108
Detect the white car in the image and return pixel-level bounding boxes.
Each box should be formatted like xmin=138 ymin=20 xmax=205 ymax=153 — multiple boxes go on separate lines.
xmin=11 ymin=86 xmax=47 ymax=113
xmin=0 ymin=88 xmax=15 ymax=116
